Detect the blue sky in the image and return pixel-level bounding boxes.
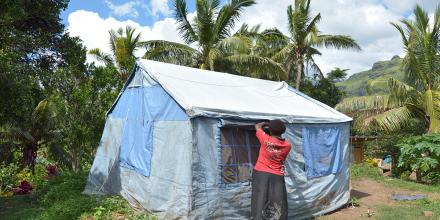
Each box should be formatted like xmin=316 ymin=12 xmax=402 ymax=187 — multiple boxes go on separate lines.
xmin=61 ymin=0 xmax=198 ymax=26
xmin=62 ymin=0 xmax=437 ymax=75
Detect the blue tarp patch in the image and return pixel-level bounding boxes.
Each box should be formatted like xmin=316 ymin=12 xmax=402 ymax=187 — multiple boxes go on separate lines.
xmin=302 ymin=126 xmax=342 ymax=178
xmin=109 ymin=85 xmax=188 ymax=177
xmin=119 ymin=120 xmax=153 ymax=176
xmin=110 ymin=85 xmax=188 ymax=121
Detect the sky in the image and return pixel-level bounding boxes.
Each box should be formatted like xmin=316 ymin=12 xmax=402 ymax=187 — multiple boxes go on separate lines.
xmin=61 ymin=0 xmax=438 ymax=76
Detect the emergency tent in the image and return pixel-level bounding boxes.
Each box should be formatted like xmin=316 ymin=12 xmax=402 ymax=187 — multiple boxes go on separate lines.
xmin=84 ymin=59 xmax=352 ymax=219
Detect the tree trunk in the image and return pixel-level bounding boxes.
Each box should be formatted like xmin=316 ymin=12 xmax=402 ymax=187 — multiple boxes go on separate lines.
xmin=295 ymin=51 xmax=303 ymax=90
xmin=416 ymin=170 xmax=422 ymax=182
xmin=23 ymin=142 xmax=38 ymax=174
xmin=71 ymin=149 xmax=82 ymax=172
xmin=284 ymin=57 xmax=293 ymax=81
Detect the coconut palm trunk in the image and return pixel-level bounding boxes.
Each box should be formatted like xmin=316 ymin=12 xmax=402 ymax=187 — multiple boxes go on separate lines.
xmin=295 ymin=50 xmax=303 ymax=89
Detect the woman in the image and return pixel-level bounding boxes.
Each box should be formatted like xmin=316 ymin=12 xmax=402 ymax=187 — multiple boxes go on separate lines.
xmin=251 ymin=120 xmax=292 ymax=220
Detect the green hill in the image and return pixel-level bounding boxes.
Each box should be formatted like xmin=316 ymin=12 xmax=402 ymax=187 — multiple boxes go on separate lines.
xmin=336 ymin=56 xmax=405 ymax=97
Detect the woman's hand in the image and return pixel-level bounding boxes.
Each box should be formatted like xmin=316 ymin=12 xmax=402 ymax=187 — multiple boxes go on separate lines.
xmin=255 ymin=121 xmax=269 ymax=130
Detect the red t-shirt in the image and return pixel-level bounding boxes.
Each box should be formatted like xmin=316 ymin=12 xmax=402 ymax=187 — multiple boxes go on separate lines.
xmin=254 ymin=128 xmax=292 ymax=176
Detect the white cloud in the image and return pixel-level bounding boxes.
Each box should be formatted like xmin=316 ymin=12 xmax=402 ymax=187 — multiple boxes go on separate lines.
xmin=382 ymin=0 xmax=438 ymax=15
xmin=105 ymin=0 xmax=142 ymax=18
xmin=105 ymin=0 xmax=172 ymax=19
xmin=66 ymin=10 xmax=183 ymax=64
xmin=68 ymin=1 xmax=439 ymax=75
xmin=150 ymin=0 xmax=171 ymax=17
xmin=238 ymin=0 xmax=437 ymax=75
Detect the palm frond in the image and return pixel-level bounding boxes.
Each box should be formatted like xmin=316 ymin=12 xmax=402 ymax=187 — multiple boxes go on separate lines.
xmin=287 ymin=4 xmax=308 ymax=45
xmin=88 ymin=48 xmax=114 ymax=66
xmin=316 ymin=35 xmax=361 ymax=51
xmin=142 ymin=40 xmax=198 ymax=66
xmin=195 ymin=0 xmax=219 ymax=45
xmin=124 ymin=26 xmax=142 ymax=55
xmin=32 ymin=99 xmax=56 ymax=129
xmin=335 ymin=95 xmax=390 ymax=113
xmin=214 ymin=0 xmax=256 ymax=40
xmin=305 ymin=13 xmax=321 ymax=34
xmin=388 ymin=78 xmax=423 ymax=107
xmin=373 ymin=106 xmax=414 ymax=133
xmin=0 ymin=126 xmax=34 ymax=143
xmin=413 ymin=5 xmax=430 ymax=34
xmin=48 ymin=143 xmax=72 ymax=167
xmin=218 ymin=35 xmax=251 ymax=54
xmin=227 ymin=54 xmax=287 ymax=80
xmin=254 ymin=28 xmax=289 ymax=57
xmin=233 ymin=23 xmax=261 ymax=37
xmin=391 ymin=22 xmax=409 ymax=47
xmin=433 ymin=4 xmax=440 ymax=40
xmin=234 ymin=23 xmax=261 ymax=38
xmin=306 ymin=57 xmax=323 ymax=79
xmin=108 ymin=29 xmax=118 ymax=55
xmin=271 ymin=44 xmax=294 ymax=63
xmin=395 ymin=5 xmax=440 ymax=91
xmin=174 ymin=0 xmax=198 ymax=44
xmin=424 ymin=89 xmax=440 ymax=133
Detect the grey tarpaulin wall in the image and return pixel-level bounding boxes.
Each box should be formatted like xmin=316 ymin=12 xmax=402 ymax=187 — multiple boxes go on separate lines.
xmin=190 ymin=118 xmax=350 ymax=219
xmin=84 ymin=67 xmax=193 ymax=218
xmin=85 ymin=64 xmax=351 ymax=219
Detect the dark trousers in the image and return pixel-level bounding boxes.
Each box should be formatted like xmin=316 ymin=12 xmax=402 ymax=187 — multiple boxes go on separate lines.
xmin=251 ymin=170 xmax=288 ymax=220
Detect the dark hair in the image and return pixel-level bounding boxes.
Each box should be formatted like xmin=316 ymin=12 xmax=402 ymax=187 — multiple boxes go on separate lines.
xmin=269 ymin=120 xmax=286 ymax=136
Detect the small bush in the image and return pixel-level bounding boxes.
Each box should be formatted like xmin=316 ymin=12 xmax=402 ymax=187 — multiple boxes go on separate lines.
xmin=0 ymin=163 xmax=21 ymax=194
xmin=365 ymin=157 xmax=379 ymax=167
xmin=397 ymin=134 xmax=440 ymax=183
xmin=364 ymin=135 xmax=408 ymax=177
xmin=44 ymin=164 xmax=59 ymax=179
xmin=349 ymin=196 xmax=360 ymax=207
xmin=12 ymin=181 xmax=33 ymax=195
xmin=0 ymin=163 xmax=34 ymax=196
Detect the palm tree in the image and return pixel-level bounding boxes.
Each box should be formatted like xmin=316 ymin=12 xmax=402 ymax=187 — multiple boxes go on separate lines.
xmin=226 ymin=24 xmax=292 ymax=80
xmin=0 ymin=100 xmax=59 ymax=173
xmin=327 ymin=67 xmax=349 ymax=82
xmin=273 ymin=0 xmax=360 ymax=89
xmin=89 ymin=26 xmax=142 ymax=81
xmin=143 ymin=0 xmax=286 ymax=80
xmin=336 ymin=4 xmax=440 ymax=133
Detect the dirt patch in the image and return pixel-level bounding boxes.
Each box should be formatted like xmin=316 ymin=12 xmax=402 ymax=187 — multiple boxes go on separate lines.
xmin=323 ymin=178 xmax=439 ymax=220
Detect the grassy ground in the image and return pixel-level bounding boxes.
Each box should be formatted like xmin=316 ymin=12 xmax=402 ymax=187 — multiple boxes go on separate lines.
xmin=351 ymin=164 xmax=440 ymax=193
xmin=0 ymin=171 xmax=156 ymax=220
xmin=377 ymin=199 xmax=440 ymax=220
xmin=350 ymin=164 xmax=440 ymax=220
xmin=2 ymin=164 xmax=439 ymax=219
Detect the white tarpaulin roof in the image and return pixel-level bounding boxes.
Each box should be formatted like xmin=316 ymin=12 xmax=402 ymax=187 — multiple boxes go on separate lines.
xmin=137 ymin=59 xmax=352 ymax=123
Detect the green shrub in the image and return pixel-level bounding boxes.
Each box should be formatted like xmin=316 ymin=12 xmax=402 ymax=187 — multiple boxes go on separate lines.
xmin=349 ymin=196 xmax=360 ymax=207
xmin=397 ymin=134 xmax=440 ymax=183
xmin=364 ymin=135 xmax=410 ymax=177
xmin=0 ymin=163 xmax=36 ymax=196
xmin=0 ymin=163 xmax=20 ymax=195
xmin=365 ymin=157 xmax=379 ymax=167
